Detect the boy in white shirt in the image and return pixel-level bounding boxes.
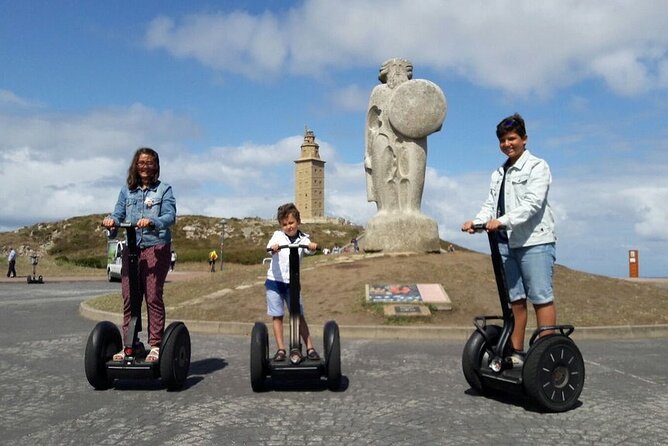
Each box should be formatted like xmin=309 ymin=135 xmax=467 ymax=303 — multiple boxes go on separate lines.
xmin=265 ymin=203 xmax=319 ymax=361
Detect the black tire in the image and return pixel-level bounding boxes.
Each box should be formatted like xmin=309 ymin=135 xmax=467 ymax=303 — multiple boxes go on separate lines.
xmin=523 ymin=334 xmax=585 ymax=412
xmin=84 ymin=321 xmax=122 ymax=390
xmin=250 ymin=322 xmax=269 ymax=392
xmin=160 ymin=322 xmax=191 ymax=390
xmin=461 ymin=325 xmax=502 ymax=393
xmin=26 ymin=276 xmax=31 ymax=284
xmin=107 ymin=269 xmax=113 ymax=282
xmin=323 ymin=321 xmax=341 ymax=390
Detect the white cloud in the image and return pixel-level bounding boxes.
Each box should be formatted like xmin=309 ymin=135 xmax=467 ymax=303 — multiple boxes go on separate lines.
xmin=329 ymin=84 xmax=369 ymax=112
xmin=0 ymin=90 xmax=40 ymax=109
xmin=0 ymin=103 xmax=200 ymax=161
xmin=624 ymin=187 xmax=668 ymax=240
xmin=0 ymin=147 xmax=122 ymax=226
xmin=591 ymin=51 xmax=651 ymax=96
xmin=1 ymin=98 xmax=667 ymax=277
xmin=146 ymin=12 xmax=288 ymax=80
xmin=144 ymin=1 xmax=668 ymax=97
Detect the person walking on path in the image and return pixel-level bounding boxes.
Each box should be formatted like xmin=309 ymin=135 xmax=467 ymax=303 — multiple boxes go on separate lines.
xmin=6 ymin=247 xmax=17 ymax=278
xmin=208 ymin=249 xmax=218 ymax=272
xmin=170 ymin=250 xmax=177 ymax=271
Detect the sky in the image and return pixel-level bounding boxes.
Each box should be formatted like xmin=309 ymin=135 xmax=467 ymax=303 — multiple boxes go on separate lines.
xmin=1 ymin=0 xmax=667 ymax=278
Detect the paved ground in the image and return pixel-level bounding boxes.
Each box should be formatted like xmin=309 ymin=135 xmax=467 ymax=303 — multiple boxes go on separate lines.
xmin=1 ymin=281 xmax=668 ymax=445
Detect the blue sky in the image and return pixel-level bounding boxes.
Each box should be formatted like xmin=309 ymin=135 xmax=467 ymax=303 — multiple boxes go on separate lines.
xmin=1 ymin=1 xmax=667 ymax=278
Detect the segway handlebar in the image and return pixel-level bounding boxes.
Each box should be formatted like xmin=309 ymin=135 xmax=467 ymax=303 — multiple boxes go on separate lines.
xmin=102 ymin=221 xmax=155 ymax=229
xmin=462 ymin=223 xmax=507 ymax=232
xmin=267 ymin=244 xmax=319 ymax=252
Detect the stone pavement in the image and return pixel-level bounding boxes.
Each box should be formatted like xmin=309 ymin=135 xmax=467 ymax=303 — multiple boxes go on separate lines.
xmin=79 ymin=299 xmax=668 ymax=341
xmin=1 ymin=282 xmax=668 ymax=445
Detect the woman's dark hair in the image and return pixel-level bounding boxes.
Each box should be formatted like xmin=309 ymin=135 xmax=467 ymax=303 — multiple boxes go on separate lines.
xmin=496 ymin=113 xmax=527 ymax=139
xmin=127 ymin=147 xmax=160 ymax=189
xmin=277 ymin=202 xmax=301 ymax=223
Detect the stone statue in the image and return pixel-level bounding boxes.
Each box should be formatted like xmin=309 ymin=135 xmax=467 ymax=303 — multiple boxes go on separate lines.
xmin=362 ymin=58 xmax=447 ymax=253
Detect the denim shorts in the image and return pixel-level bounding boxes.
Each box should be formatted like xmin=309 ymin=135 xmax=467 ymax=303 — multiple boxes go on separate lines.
xmin=265 ymin=281 xmax=304 ymax=317
xmin=498 ymin=242 xmax=555 ymax=305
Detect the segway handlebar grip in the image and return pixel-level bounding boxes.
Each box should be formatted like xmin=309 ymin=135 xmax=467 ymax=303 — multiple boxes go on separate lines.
xmin=463 ymin=223 xmax=507 ymax=232
xmin=267 ymin=244 xmax=315 ymax=252
xmin=106 ymin=222 xmax=155 ymax=229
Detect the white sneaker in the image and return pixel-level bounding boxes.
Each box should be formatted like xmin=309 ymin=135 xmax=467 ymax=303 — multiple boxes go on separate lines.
xmin=509 ymin=351 xmax=525 ymax=367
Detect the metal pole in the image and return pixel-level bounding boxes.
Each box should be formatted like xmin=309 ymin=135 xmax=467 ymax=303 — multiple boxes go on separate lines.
xmin=220 ymin=219 xmax=226 ymax=271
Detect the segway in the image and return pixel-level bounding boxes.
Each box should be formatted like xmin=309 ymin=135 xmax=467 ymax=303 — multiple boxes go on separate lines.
xmin=250 ymin=243 xmax=341 ymax=391
xmin=27 ymin=255 xmax=44 ymax=284
xmin=84 ymin=223 xmax=191 ymax=390
xmin=461 ymin=224 xmax=585 ymax=412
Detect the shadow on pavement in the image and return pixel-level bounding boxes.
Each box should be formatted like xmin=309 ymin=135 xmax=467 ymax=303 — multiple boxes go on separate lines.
xmin=109 ymin=358 xmax=228 ymax=392
xmin=463 ymin=387 xmax=584 ymax=413
xmin=189 ymin=357 xmax=228 ymax=375
xmin=259 ymin=375 xmax=349 ymax=393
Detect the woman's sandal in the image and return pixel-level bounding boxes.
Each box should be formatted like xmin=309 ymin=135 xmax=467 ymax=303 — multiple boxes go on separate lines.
xmin=273 ymin=349 xmax=286 ymax=361
xmin=307 ymin=348 xmax=320 ymax=361
xmin=146 ymin=347 xmax=160 ymax=363
xmin=112 ymin=350 xmax=125 ymax=361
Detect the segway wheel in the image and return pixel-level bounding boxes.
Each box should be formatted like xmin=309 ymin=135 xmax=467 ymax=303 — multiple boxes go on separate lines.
xmin=250 ymin=322 xmax=269 ymax=392
xmin=461 ymin=325 xmax=502 ymax=393
xmin=84 ymin=321 xmax=122 ymax=390
xmin=323 ymin=320 xmax=341 ymax=390
xmin=160 ymin=322 xmax=191 ymax=390
xmin=523 ymin=334 xmax=585 ymax=412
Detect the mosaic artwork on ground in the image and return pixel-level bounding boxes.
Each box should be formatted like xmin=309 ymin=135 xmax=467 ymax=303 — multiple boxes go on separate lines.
xmin=366 ymin=283 xmax=451 ymax=306
xmin=367 ymin=284 xmax=422 ymax=303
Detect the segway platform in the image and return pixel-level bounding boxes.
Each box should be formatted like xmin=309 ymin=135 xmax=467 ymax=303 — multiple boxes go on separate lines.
xmin=105 ymin=348 xmax=160 ymax=380
xmin=461 ymin=224 xmax=585 ymax=412
xmin=27 ymin=255 xmax=44 ymax=284
xmin=84 ymin=223 xmax=191 ymax=391
xmin=268 ymin=357 xmax=325 ymax=376
xmin=250 ymin=243 xmax=341 ymax=391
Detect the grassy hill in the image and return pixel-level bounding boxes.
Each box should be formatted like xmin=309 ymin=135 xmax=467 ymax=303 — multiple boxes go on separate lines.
xmin=0 ymin=214 xmax=368 ymax=268
xmin=3 ymin=214 xmax=668 ymax=328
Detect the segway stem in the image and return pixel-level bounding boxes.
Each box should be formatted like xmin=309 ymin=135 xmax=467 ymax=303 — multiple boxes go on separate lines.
xmin=465 ymin=224 xmax=514 ymax=360
xmin=268 ymin=244 xmax=312 ymax=362
xmin=118 ymin=223 xmax=143 ymax=351
xmin=288 ymin=245 xmax=303 ymax=359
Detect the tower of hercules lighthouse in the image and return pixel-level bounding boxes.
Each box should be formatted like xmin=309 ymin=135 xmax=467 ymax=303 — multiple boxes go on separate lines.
xmin=294 ymin=128 xmax=325 ymax=222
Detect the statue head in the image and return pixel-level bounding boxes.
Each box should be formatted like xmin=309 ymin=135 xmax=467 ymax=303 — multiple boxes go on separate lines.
xmin=378 ymin=58 xmax=413 ymax=88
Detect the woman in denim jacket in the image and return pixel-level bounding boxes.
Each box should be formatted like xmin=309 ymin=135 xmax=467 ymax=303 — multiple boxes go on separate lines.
xmin=462 ymin=114 xmax=556 ymax=366
xmin=102 ymin=147 xmax=176 ymax=363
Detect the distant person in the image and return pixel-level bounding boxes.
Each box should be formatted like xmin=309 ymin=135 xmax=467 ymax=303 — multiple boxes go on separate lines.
xmin=462 ymin=113 xmax=557 ymax=367
xmin=265 ymin=203 xmax=320 ymax=362
xmin=6 ymin=247 xmax=17 ymax=278
xmin=170 ymin=250 xmax=177 ymax=271
xmin=352 ymin=238 xmax=359 ymax=253
xmin=208 ymin=249 xmax=218 ymax=272
xmin=447 ymin=244 xmax=455 ymax=253
xmin=102 ymin=147 xmax=176 ymax=363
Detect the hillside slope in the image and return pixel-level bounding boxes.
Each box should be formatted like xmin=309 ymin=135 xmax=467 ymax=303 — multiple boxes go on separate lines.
xmin=0 ymin=214 xmax=367 ymax=266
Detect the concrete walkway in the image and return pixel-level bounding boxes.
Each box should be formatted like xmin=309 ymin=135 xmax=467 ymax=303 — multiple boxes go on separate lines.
xmin=79 ymin=300 xmax=668 ymax=340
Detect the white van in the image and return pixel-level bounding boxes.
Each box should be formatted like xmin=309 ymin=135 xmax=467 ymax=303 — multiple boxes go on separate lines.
xmin=106 ymin=240 xmax=124 ymax=282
